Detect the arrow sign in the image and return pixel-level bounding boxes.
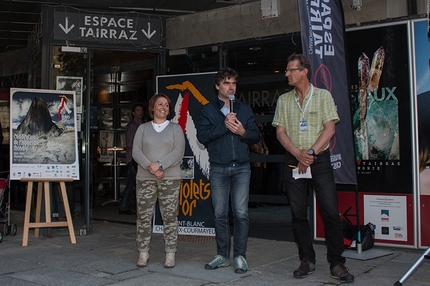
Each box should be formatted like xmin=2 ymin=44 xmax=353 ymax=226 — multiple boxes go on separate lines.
xmin=142 ymin=22 xmax=156 ymax=39
xmin=54 ymin=11 xmax=164 ymax=46
xmin=59 ymin=17 xmax=75 ymax=34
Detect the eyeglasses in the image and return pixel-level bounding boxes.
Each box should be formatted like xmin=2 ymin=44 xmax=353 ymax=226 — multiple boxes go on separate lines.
xmin=285 ymin=68 xmax=303 ymax=73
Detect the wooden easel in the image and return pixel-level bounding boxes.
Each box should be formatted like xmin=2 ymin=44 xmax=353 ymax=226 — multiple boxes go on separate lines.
xmin=21 ymin=178 xmax=76 ymax=246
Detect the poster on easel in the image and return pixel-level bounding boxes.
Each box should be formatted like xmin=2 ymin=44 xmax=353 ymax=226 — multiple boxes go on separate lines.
xmin=9 ymin=88 xmax=79 ymax=180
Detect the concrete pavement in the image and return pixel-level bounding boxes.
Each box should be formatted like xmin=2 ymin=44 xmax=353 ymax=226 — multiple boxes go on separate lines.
xmin=0 ymin=210 xmax=429 ymax=285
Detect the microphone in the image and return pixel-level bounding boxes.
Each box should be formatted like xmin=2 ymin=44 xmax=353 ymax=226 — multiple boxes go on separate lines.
xmin=229 ymin=94 xmax=235 ymax=113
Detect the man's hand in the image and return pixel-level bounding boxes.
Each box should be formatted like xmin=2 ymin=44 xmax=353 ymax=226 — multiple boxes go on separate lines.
xmin=296 ymin=150 xmax=315 ymax=173
xmin=225 ymin=113 xmax=246 ymax=137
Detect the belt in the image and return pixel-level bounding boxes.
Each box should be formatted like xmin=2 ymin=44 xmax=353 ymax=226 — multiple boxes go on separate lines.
xmin=285 ymin=148 xmax=329 ymax=157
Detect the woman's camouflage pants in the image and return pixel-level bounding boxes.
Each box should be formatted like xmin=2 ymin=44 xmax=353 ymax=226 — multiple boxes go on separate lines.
xmin=136 ymin=179 xmax=180 ymax=253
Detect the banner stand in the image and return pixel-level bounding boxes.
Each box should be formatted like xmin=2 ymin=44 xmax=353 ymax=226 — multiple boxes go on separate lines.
xmin=395 ymin=247 xmax=430 ymax=285
xmin=343 ymin=248 xmax=393 ymax=261
xmin=21 ymin=178 xmax=76 ymax=246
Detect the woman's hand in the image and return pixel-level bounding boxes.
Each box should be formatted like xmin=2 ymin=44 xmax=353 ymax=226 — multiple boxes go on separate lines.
xmin=147 ymin=164 xmax=164 ymax=180
xmin=148 ymin=162 xmax=161 ymax=172
xmin=153 ymin=169 xmax=164 ymax=180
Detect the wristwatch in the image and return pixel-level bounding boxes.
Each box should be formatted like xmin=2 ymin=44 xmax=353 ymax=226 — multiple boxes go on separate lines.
xmin=157 ymin=161 xmax=163 ymax=170
xmin=308 ymin=149 xmax=316 ymax=158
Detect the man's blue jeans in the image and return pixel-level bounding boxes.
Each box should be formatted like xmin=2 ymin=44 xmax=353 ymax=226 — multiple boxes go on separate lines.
xmin=209 ymin=164 xmax=250 ymax=259
xmin=119 ymin=160 xmax=137 ymax=212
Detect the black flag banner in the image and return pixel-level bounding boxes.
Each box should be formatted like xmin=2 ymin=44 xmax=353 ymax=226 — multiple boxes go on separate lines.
xmin=298 ymin=0 xmax=357 ymax=184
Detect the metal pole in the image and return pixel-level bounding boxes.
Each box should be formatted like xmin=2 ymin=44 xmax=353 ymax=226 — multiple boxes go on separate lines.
xmin=85 ymin=50 xmax=92 ymax=233
xmin=394 ymin=247 xmax=430 ymax=285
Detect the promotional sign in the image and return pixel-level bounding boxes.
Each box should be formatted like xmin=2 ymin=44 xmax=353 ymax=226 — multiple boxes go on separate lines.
xmin=343 ymin=22 xmax=413 ymax=246
xmin=154 ymin=72 xmax=217 ymax=236
xmin=363 ymin=195 xmax=407 ymax=241
xmin=312 ymin=20 xmax=414 ymax=245
xmin=413 ymin=20 xmax=430 ymax=246
xmin=347 ymin=23 xmax=412 ymax=195
xmin=9 ymin=88 xmax=79 ymax=180
xmin=298 ymin=0 xmax=357 ymax=185
xmin=53 ymin=10 xmax=164 ymax=47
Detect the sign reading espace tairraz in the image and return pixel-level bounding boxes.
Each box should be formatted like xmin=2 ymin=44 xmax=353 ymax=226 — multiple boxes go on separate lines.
xmin=53 ymin=11 xmax=164 ymax=47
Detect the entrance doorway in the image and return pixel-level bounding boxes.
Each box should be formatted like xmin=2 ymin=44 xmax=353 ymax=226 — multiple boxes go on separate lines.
xmin=90 ymin=49 xmax=157 ymax=210
xmin=51 ymin=47 xmax=159 ymax=217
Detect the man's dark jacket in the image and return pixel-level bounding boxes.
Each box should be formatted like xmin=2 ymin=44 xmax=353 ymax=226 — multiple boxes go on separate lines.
xmin=196 ymin=98 xmax=259 ymax=167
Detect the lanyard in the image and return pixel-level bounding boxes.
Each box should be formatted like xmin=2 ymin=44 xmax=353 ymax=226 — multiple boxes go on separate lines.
xmin=294 ymin=84 xmax=314 ymax=120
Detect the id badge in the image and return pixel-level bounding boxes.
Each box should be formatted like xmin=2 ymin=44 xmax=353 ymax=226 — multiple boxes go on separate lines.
xmin=299 ymin=120 xmax=307 ymax=131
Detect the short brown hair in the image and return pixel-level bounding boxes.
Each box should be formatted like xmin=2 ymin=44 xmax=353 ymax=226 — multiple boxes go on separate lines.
xmin=214 ymin=67 xmax=239 ymax=86
xmin=147 ymin=93 xmax=172 ymax=119
xmin=287 ymin=53 xmax=312 ymax=81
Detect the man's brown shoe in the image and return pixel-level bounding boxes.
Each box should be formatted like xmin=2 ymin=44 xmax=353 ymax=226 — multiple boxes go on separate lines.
xmin=293 ymin=260 xmax=315 ymax=278
xmin=331 ymin=263 xmax=354 ymax=283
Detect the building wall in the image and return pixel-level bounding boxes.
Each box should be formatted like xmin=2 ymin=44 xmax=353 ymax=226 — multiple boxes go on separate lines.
xmin=166 ymin=0 xmax=425 ymax=49
xmin=0 ymin=49 xmax=27 ymax=78
xmin=0 ymin=0 xmax=427 ymax=76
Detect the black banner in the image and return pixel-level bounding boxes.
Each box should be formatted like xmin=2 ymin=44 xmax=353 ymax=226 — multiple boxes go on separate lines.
xmin=347 ymin=23 xmax=412 ymax=194
xmin=154 ymin=72 xmax=217 ymax=236
xmin=298 ymin=0 xmax=357 ymax=184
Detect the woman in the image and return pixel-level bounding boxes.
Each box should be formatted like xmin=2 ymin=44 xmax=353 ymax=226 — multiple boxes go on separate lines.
xmin=132 ymin=93 xmax=185 ymax=268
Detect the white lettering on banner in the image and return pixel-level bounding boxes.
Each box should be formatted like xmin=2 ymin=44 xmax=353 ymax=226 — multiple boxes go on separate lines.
xmin=332 ymin=161 xmax=341 ymax=169
xmin=179 ymin=227 xmax=215 ymax=235
xmin=153 ymin=225 xmax=215 ymax=236
xmin=309 ymin=0 xmax=334 ymax=59
xmin=178 ymin=221 xmax=205 ymax=227
xmin=84 ymin=16 xmax=134 ymax=28
xmin=55 ymin=11 xmax=161 ymax=42
xmin=330 ymin=153 xmax=342 ymax=170
xmin=74 ymin=16 xmax=152 ymax=41
xmin=237 ymin=89 xmax=287 ymax=108
xmin=79 ymin=27 xmax=138 ymax=40
xmin=371 ymin=87 xmax=398 ymax=101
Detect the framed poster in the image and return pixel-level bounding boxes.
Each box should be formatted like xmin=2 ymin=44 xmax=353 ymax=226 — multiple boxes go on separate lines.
xmin=347 ymin=22 xmax=413 ymax=194
xmin=10 ymin=88 xmax=79 ymax=180
xmin=0 ymin=100 xmax=9 ymax=145
xmin=363 ymin=195 xmax=407 ymax=241
xmin=153 ymin=72 xmax=216 ymax=236
xmin=56 ymin=76 xmax=83 ymax=113
xmin=316 ymin=21 xmax=415 ymax=246
xmin=180 ymin=156 xmax=194 ymax=180
xmin=413 ymin=19 xmax=430 ymax=247
xmin=99 ymin=130 xmax=114 ymax=163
